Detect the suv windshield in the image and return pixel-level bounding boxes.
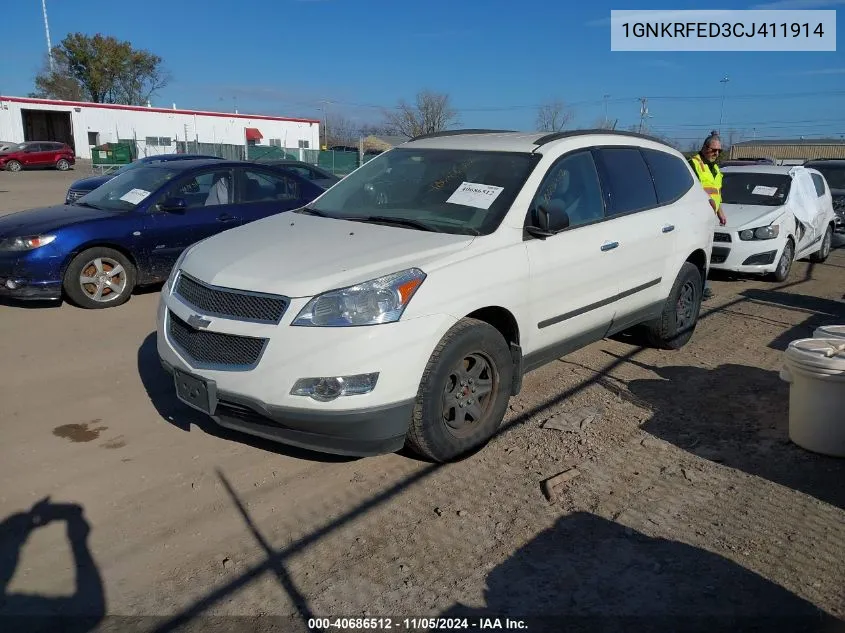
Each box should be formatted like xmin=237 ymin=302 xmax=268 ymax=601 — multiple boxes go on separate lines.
xmin=76 ymin=166 xmax=177 ymax=211
xmin=305 ymin=148 xmax=539 ymax=235
xmin=721 ymin=172 xmax=791 ymax=207
xmin=809 ymin=164 xmax=845 ymax=190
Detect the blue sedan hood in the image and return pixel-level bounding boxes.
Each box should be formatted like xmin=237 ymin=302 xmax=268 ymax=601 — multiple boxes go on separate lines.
xmin=69 ymin=174 xmax=114 ymax=191
xmin=0 ymin=204 xmax=116 ymax=238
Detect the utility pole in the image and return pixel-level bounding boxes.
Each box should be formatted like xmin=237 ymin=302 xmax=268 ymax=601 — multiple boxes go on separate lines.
xmin=603 ymin=94 xmax=610 ymax=128
xmin=318 ymin=100 xmax=331 ymax=149
xmin=41 ymin=0 xmax=54 ymax=72
xmin=638 ymin=97 xmax=649 ymax=134
xmin=718 ymin=76 xmax=730 ymax=130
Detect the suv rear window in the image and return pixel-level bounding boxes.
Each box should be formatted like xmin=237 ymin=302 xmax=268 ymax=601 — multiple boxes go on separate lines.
xmin=641 ymin=148 xmax=694 ymax=204
xmin=594 ymin=147 xmax=658 ymax=215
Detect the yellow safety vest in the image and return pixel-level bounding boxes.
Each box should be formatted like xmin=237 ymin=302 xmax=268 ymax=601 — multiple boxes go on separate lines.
xmin=689 ymin=154 xmax=723 ymax=212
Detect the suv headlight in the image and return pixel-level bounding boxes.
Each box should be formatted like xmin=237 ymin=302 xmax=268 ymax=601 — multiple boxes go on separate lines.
xmin=739 ymin=225 xmax=780 ymax=241
xmin=0 ymin=235 xmax=57 ymax=252
xmin=293 ymin=268 xmax=426 ymax=327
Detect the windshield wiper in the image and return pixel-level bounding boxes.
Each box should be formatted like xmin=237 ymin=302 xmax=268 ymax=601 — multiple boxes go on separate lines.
xmin=295 ymin=206 xmax=331 ymax=217
xmin=345 ymin=215 xmax=438 ymax=232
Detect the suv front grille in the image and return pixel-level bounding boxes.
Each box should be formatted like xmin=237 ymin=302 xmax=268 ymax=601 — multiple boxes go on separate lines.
xmin=168 ymin=310 xmax=268 ymax=370
xmin=66 ymin=189 xmax=85 ymax=203
xmin=174 ymin=273 xmax=288 ymax=323
xmin=714 ymin=232 xmax=732 ymax=243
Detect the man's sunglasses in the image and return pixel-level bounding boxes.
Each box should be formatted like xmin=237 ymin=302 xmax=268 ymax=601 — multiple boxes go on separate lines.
xmin=706 ymin=147 xmax=722 ymax=154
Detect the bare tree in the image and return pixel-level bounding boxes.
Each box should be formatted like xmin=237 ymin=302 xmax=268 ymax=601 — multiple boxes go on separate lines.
xmin=324 ymin=114 xmax=359 ymax=147
xmin=383 ymin=90 xmax=459 ymax=139
xmin=535 ymin=100 xmax=573 ymax=132
xmin=590 ymin=117 xmax=615 ymax=130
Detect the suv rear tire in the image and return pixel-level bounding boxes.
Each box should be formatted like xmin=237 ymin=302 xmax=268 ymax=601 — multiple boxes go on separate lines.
xmin=644 ymin=262 xmax=703 ymax=350
xmin=406 ymin=318 xmax=513 ymax=462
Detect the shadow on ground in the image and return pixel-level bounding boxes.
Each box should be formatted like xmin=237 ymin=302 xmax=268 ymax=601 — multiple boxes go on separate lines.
xmin=136 ymin=332 xmax=355 ymax=463
xmin=439 ymin=512 xmax=842 ymax=633
xmin=737 ymin=288 xmax=845 ymax=350
xmin=617 ymin=359 xmax=845 ymax=510
xmin=0 ymin=498 xmax=104 ymax=633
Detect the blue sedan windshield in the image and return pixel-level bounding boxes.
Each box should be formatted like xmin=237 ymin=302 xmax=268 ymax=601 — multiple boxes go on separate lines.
xmin=77 ymin=166 xmax=178 ymax=212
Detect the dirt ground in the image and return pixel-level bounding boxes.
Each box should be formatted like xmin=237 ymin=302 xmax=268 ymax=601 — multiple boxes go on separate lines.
xmin=1 ymin=168 xmax=844 ymax=633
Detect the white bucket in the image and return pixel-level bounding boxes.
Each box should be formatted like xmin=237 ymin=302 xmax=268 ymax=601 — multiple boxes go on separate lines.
xmin=813 ymin=325 xmax=845 ymax=340
xmin=779 ymin=338 xmax=845 ymax=457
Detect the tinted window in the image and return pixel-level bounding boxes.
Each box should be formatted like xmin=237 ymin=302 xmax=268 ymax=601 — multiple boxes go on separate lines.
xmin=642 ymin=148 xmax=694 ymax=203
xmin=811 ymin=173 xmax=826 ymax=197
xmin=808 ymin=165 xmax=845 ymax=189
xmin=239 ymin=168 xmax=303 ymax=203
xmin=532 ymin=151 xmax=605 ymax=230
xmin=721 ymin=172 xmax=791 ymax=206
xmin=594 ymin=148 xmax=658 ymax=215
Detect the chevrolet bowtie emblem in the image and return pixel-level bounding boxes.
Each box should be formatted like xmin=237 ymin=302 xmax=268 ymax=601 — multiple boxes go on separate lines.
xmin=187 ymin=314 xmax=212 ymax=329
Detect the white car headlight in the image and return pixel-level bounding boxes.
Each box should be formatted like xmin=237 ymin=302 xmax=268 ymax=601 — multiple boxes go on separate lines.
xmin=0 ymin=235 xmax=56 ymax=251
xmin=739 ymin=225 xmax=780 ymax=241
xmin=292 ymin=268 xmax=426 ymax=327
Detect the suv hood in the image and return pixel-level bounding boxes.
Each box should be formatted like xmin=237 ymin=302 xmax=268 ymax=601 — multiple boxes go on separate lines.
xmin=721 ymin=203 xmax=787 ymax=230
xmin=181 ymin=212 xmax=475 ymax=298
xmin=0 ymin=204 xmax=115 ymax=239
xmin=69 ymin=174 xmax=114 ymax=191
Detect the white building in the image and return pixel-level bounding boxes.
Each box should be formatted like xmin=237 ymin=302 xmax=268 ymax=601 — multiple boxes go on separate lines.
xmin=0 ymin=95 xmax=321 ymax=160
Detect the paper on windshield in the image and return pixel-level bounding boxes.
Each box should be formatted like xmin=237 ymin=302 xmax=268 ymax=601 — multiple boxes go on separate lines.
xmin=120 ymin=188 xmax=151 ymax=205
xmin=752 ymin=185 xmax=778 ymax=196
xmin=446 ymin=182 xmax=504 ymax=210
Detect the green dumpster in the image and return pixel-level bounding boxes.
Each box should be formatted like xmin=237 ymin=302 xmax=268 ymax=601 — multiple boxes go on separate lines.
xmin=92 ymin=143 xmax=133 ymax=166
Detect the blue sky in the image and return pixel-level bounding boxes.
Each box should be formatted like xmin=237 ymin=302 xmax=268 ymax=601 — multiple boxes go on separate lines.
xmin=2 ymin=0 xmax=844 ymax=147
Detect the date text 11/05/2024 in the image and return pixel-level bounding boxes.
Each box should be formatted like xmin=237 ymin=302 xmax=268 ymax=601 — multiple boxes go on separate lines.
xmin=308 ymin=617 xmax=528 ymax=630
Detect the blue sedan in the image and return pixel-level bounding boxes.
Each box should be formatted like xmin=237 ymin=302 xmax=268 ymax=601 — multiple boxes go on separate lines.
xmin=0 ymin=159 xmax=325 ymax=308
xmin=65 ymin=153 xmax=224 ymax=204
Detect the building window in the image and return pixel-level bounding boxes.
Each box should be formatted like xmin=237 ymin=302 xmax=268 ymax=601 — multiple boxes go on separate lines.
xmin=145 ymin=136 xmax=172 ymax=147
xmin=298 ymin=140 xmax=310 ymax=149
xmin=269 ymin=138 xmax=282 ymax=147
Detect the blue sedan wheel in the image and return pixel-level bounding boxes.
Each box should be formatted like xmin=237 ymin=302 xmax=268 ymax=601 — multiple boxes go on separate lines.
xmin=63 ymin=247 xmax=136 ymax=309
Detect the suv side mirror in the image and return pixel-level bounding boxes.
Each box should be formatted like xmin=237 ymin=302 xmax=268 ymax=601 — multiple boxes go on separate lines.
xmin=160 ymin=197 xmax=188 ymax=213
xmin=525 ymin=203 xmax=569 ymax=239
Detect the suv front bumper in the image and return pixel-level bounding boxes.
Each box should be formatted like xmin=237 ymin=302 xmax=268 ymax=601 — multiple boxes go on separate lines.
xmin=156 ymin=294 xmax=456 ymax=456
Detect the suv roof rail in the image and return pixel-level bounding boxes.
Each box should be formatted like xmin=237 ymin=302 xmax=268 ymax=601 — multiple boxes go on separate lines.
xmin=533 ymin=128 xmax=671 ymax=147
xmin=409 ymin=129 xmax=518 ymax=141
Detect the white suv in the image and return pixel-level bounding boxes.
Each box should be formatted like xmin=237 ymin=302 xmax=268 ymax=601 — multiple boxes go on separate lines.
xmin=156 ymin=130 xmax=715 ymax=462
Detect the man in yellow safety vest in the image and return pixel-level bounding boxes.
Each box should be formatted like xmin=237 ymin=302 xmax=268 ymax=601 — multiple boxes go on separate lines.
xmin=689 ymin=131 xmax=727 ymax=299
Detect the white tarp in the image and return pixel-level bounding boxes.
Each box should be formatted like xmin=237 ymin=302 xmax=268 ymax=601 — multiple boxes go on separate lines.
xmin=788 ymin=167 xmax=822 ymax=241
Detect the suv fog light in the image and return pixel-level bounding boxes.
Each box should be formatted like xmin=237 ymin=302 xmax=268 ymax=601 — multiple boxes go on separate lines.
xmin=6 ymin=279 xmax=18 ymax=289
xmin=291 ymin=373 xmax=379 ymax=402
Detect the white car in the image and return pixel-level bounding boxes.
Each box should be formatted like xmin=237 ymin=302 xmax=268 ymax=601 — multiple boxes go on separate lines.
xmin=157 ymin=129 xmax=715 ymax=462
xmin=711 ymin=165 xmax=836 ymax=281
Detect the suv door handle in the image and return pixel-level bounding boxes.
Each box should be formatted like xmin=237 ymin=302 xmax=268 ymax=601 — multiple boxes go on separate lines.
xmin=217 ymin=213 xmax=237 ymax=223
xmin=600 ymin=241 xmax=619 ymax=252
xmin=662 ymin=224 xmax=675 ymax=233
